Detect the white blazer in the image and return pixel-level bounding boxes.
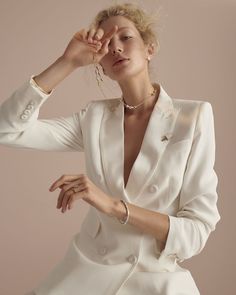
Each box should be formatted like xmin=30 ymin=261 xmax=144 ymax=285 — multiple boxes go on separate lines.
xmin=0 ymin=76 xmax=221 ymax=295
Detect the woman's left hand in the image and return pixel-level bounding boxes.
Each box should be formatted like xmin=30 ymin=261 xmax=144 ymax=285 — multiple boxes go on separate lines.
xmin=49 ymin=174 xmax=113 ymax=214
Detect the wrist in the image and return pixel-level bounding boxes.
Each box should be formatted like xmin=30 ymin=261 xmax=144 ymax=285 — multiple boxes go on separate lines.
xmin=108 ymin=199 xmax=127 ymax=220
xmin=60 ymin=54 xmax=81 ymax=70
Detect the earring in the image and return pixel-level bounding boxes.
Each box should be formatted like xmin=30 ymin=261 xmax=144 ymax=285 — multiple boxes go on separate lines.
xmin=93 ymin=53 xmax=103 ymax=87
xmin=94 ymin=64 xmax=104 ymax=86
xmin=102 ymin=67 xmax=106 ymax=75
xmin=92 ymin=53 xmax=108 ymax=99
xmin=146 ymin=56 xmax=151 ymax=61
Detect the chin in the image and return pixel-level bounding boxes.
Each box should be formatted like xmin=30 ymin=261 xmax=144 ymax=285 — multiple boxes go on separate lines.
xmin=111 ymin=67 xmax=146 ymax=82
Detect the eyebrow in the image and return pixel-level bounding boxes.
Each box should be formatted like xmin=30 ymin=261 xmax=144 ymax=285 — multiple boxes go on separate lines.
xmin=117 ymin=26 xmax=133 ymax=32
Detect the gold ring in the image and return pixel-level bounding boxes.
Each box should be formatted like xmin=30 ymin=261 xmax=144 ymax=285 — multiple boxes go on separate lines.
xmin=72 ymin=187 xmax=77 ymax=193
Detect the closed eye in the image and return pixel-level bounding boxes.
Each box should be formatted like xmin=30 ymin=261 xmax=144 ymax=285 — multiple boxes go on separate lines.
xmin=108 ymin=36 xmax=132 ymax=46
xmin=123 ymin=36 xmax=132 ymax=40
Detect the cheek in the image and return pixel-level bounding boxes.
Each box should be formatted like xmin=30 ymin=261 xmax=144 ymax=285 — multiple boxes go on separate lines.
xmin=99 ymin=56 xmax=112 ymax=70
xmin=131 ymin=52 xmax=147 ymax=68
xmin=129 ymin=44 xmax=146 ymax=61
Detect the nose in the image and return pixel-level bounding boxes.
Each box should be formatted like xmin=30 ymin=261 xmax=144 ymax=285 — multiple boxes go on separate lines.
xmin=109 ymin=40 xmax=123 ymax=55
xmin=112 ymin=47 xmax=122 ymax=55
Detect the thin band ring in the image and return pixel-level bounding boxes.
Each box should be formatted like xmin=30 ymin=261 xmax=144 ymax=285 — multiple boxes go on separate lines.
xmin=72 ymin=186 xmax=79 ymax=193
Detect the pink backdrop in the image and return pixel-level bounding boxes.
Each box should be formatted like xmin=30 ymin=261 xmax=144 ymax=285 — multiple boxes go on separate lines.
xmin=0 ymin=0 xmax=235 ymax=294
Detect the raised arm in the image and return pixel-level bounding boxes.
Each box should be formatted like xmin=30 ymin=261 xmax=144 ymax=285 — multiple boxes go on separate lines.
xmin=0 ymin=75 xmax=91 ymax=152
xmin=0 ymin=25 xmax=118 ymax=152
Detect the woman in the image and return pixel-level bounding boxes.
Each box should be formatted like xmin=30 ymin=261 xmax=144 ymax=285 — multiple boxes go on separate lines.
xmin=0 ymin=3 xmax=220 ymax=295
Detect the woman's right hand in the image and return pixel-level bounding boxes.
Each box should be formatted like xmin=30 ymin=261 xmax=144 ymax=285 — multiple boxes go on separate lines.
xmin=62 ymin=25 xmax=118 ymax=68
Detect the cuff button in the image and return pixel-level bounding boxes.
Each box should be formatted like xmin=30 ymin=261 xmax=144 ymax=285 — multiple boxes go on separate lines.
xmin=23 ymin=109 xmax=31 ymax=115
xmin=26 ymin=105 xmax=34 ymax=110
xmin=20 ymin=114 xmax=28 ymax=120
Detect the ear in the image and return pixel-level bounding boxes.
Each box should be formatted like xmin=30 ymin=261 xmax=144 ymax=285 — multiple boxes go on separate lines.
xmin=146 ymin=43 xmax=155 ymax=60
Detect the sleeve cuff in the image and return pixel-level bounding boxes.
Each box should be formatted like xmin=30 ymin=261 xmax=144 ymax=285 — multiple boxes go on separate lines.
xmin=30 ymin=74 xmax=54 ymax=98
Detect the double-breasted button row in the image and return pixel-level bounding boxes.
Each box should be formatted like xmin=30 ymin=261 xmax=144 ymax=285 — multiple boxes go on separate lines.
xmin=98 ymin=246 xmax=107 ymax=255
xmin=127 ymin=254 xmax=137 ymax=264
xmin=148 ymin=184 xmax=159 ymax=193
xmin=97 ymin=248 xmax=138 ymax=264
xmin=20 ymin=101 xmax=35 ymax=120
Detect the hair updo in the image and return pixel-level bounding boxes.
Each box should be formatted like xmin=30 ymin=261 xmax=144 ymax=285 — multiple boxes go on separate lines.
xmin=90 ymin=2 xmax=161 ymax=55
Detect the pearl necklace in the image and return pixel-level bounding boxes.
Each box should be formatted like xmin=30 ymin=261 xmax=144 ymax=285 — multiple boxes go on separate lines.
xmin=119 ymin=88 xmax=157 ymax=110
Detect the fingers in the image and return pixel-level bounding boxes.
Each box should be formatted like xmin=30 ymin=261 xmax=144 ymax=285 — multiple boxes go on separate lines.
xmin=96 ymin=25 xmax=118 ymax=56
xmin=87 ymin=27 xmax=103 ymax=44
xmin=67 ymin=195 xmax=75 ymax=210
xmin=97 ymin=38 xmax=110 ymax=55
xmin=100 ymin=25 xmax=118 ymax=43
xmin=74 ymin=24 xmax=118 ymax=43
xmin=56 ymin=180 xmax=81 ymax=209
xmin=49 ymin=174 xmax=84 ymax=191
xmin=51 ymin=174 xmax=88 ymax=212
xmin=87 ymin=25 xmax=118 ymax=46
xmin=58 ymin=182 xmax=87 ymax=213
xmin=59 ymin=189 xmax=73 ymax=212
xmin=87 ymin=26 xmax=104 ymax=41
xmin=73 ymin=28 xmax=87 ymax=41
xmin=94 ymin=27 xmax=104 ymax=40
xmin=93 ymin=25 xmax=119 ymax=58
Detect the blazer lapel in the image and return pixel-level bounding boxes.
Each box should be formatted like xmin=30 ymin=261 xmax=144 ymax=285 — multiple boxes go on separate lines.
xmin=99 ymin=83 xmax=180 ymax=202
xmin=99 ymin=98 xmax=125 ymax=199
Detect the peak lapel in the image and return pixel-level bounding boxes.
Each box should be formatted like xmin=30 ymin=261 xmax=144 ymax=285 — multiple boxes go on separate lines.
xmin=124 ymin=85 xmax=180 ymax=201
xmin=99 ymin=84 xmax=180 ymax=202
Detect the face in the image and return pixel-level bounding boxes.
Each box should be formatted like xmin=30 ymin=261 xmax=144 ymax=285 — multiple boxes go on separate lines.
xmin=98 ymin=16 xmax=153 ymax=82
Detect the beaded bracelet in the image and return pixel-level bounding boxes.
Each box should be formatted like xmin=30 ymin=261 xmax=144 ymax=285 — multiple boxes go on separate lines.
xmin=118 ymin=199 xmax=129 ymax=225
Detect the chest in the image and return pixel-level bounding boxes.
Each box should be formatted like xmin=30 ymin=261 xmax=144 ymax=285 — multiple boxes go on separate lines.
xmin=123 ymin=113 xmax=151 ymax=188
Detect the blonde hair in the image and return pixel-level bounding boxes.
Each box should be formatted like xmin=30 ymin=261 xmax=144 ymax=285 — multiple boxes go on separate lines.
xmin=90 ymin=2 xmax=160 ymax=55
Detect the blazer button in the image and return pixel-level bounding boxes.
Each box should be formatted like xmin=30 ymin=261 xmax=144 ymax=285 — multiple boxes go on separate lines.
xmin=20 ymin=114 xmax=28 ymax=120
xmin=28 ymin=100 xmax=35 ymax=106
xmin=23 ymin=109 xmax=31 ymax=115
xmin=127 ymin=254 xmax=137 ymax=264
xmin=26 ymin=104 xmax=34 ymax=110
xmin=98 ymin=246 xmax=107 ymax=255
xmin=148 ymin=184 xmax=158 ymax=193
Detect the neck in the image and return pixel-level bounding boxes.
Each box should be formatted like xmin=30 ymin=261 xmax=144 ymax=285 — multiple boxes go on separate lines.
xmin=118 ymin=75 xmax=160 ymax=116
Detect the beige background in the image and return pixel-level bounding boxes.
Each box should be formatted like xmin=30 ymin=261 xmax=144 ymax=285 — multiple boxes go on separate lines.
xmin=0 ymin=0 xmax=235 ymax=294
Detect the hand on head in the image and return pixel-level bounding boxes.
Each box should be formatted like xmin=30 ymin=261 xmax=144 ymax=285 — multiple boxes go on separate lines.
xmin=62 ymin=25 xmax=118 ymax=67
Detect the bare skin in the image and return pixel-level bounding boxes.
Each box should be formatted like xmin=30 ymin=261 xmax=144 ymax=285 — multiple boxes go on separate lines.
xmin=98 ymin=16 xmax=157 ymax=116
xmin=33 ymin=25 xmax=119 ymax=93
xmin=123 ymin=86 xmax=160 ymax=187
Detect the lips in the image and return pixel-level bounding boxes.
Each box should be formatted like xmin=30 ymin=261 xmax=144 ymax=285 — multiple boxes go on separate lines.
xmin=113 ymin=58 xmax=130 ymax=66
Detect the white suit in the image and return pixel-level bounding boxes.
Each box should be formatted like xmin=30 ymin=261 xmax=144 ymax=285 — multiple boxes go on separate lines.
xmin=0 ymin=76 xmax=221 ymax=295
